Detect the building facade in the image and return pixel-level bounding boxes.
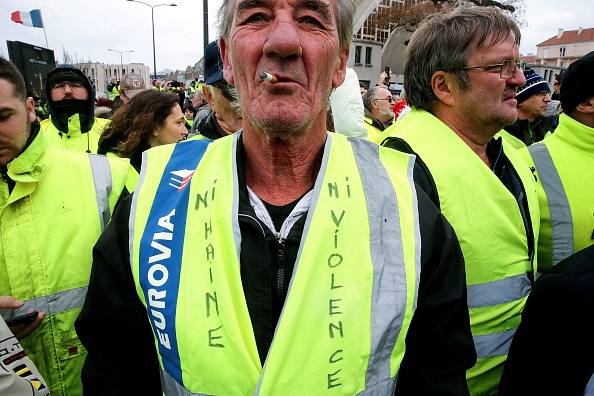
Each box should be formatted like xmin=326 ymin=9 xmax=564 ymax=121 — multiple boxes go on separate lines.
xmin=524 ymin=27 xmax=594 ymax=89
xmin=76 ymin=62 xmax=151 ymax=98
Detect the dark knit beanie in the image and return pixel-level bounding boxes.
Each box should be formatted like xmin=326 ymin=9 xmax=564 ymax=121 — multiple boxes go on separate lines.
xmin=47 ymin=69 xmax=88 ymax=86
xmin=516 ymin=67 xmax=550 ymax=104
xmin=559 ymin=50 xmax=594 ymax=115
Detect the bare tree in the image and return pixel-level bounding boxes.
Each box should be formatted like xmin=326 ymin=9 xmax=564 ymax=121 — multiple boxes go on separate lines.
xmin=371 ymin=0 xmax=525 ymax=36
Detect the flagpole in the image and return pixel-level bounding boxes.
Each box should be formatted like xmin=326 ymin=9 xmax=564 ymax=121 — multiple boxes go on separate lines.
xmin=39 ymin=10 xmax=49 ymax=48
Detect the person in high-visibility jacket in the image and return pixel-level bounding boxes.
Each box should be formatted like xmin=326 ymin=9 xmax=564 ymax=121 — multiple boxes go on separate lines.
xmin=518 ymin=50 xmax=594 ymax=275
xmin=40 ymin=65 xmax=110 ymax=153
xmin=75 ymin=1 xmax=477 ymax=394
xmin=106 ymin=76 xmax=120 ymax=101
xmin=376 ymin=8 xmax=540 ymax=396
xmin=0 ymin=57 xmax=129 ymax=396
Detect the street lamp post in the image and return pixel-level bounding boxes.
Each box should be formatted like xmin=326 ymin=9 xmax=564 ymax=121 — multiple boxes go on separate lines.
xmin=108 ymin=49 xmax=134 ymax=78
xmin=126 ymin=0 xmax=177 ymax=81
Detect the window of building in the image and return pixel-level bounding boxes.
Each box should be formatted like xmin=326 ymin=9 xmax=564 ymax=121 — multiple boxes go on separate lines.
xmin=560 ymin=46 xmax=566 ymax=57
xmin=365 ymin=47 xmax=372 ymax=66
xmin=543 ymin=48 xmax=549 ymax=58
xmin=544 ymin=70 xmax=549 ymax=81
xmin=355 ymin=46 xmax=362 ymax=65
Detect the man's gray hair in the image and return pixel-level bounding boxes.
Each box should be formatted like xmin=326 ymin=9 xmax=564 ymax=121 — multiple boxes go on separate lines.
xmin=363 ymin=85 xmax=389 ymax=112
xmin=404 ymin=6 xmax=521 ymax=112
xmin=217 ymin=0 xmax=357 ymax=50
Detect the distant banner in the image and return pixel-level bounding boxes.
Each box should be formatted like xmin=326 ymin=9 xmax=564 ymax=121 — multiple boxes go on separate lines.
xmin=11 ymin=9 xmax=44 ymax=28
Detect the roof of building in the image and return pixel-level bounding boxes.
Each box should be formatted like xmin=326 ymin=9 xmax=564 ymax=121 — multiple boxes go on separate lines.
xmin=521 ymin=54 xmax=537 ymax=63
xmin=537 ymin=27 xmax=594 ymax=46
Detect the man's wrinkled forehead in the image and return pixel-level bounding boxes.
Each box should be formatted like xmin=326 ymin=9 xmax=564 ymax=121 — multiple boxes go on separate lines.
xmin=235 ymin=0 xmax=333 ymax=22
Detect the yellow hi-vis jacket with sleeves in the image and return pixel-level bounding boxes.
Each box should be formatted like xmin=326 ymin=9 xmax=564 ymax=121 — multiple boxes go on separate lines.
xmin=520 ymin=113 xmax=594 ymax=273
xmin=40 ymin=116 xmax=109 ymax=154
xmin=380 ymin=108 xmax=540 ymax=396
xmin=0 ymin=131 xmax=129 ymax=396
xmin=130 ymin=133 xmax=421 ymax=395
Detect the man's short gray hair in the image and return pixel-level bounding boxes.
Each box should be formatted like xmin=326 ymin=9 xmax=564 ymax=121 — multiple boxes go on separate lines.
xmin=363 ymin=85 xmax=389 ymax=112
xmin=404 ymin=6 xmax=521 ymax=112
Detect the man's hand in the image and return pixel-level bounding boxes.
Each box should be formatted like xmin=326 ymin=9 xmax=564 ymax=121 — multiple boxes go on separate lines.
xmin=0 ymin=296 xmax=45 ymax=340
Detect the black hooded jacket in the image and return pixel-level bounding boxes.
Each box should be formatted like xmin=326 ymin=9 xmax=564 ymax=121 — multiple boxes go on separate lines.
xmin=45 ymin=64 xmax=96 ymax=134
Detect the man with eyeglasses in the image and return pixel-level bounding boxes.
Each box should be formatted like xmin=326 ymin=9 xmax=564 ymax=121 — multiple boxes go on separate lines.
xmin=362 ymin=85 xmax=395 ymax=141
xmin=502 ymin=66 xmax=558 ymax=147
xmin=193 ymin=40 xmax=242 ymax=139
xmin=41 ymin=65 xmax=110 ymax=153
xmin=375 ymin=7 xmax=540 ymax=395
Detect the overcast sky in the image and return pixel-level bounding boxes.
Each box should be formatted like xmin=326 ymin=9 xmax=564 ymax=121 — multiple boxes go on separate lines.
xmin=1 ymin=0 xmax=593 ymax=73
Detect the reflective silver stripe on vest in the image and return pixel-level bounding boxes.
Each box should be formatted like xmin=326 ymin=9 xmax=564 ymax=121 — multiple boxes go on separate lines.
xmin=17 ymin=286 xmax=88 ymax=317
xmin=529 ymin=144 xmax=574 ymax=265
xmin=88 ymin=154 xmax=114 ymax=230
xmin=466 ymin=273 xmax=530 ymax=358
xmin=161 ymin=370 xmax=206 ymax=396
xmin=473 ymin=329 xmax=516 ymax=359
xmin=350 ymin=137 xmax=419 ymax=394
xmin=467 ymin=273 xmax=531 ymax=308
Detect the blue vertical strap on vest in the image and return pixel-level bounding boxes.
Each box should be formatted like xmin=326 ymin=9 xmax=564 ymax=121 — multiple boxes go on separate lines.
xmin=139 ymin=141 xmax=210 ymax=386
xmin=350 ymin=137 xmax=419 ymax=393
xmin=88 ymin=154 xmax=113 ymax=230
xmin=528 ymin=144 xmax=574 ymax=265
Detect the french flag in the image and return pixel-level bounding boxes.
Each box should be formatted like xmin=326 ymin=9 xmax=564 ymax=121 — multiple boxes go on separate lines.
xmin=11 ymin=9 xmax=44 ymax=28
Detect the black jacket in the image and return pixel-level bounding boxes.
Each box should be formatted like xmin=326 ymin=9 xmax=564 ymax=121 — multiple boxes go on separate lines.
xmin=503 ymin=116 xmax=558 ymax=146
xmin=75 ymin=136 xmax=476 ymax=395
xmin=196 ymin=110 xmax=228 ymax=140
xmin=499 ymin=245 xmax=594 ymax=395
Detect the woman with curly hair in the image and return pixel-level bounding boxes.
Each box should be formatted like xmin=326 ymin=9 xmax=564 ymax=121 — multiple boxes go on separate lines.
xmin=98 ymin=89 xmax=188 ymax=189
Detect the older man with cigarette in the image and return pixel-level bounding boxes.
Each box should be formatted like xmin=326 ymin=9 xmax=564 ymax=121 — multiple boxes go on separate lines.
xmin=75 ymin=0 xmax=475 ymax=394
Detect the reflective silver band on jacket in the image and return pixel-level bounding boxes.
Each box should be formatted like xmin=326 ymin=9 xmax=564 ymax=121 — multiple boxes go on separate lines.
xmin=14 ymin=155 xmax=113 ymax=317
xmin=466 ymin=273 xmax=531 ymax=358
xmin=17 ymin=286 xmax=88 ymax=317
xmin=529 ymin=143 xmax=574 ymax=266
xmin=88 ymin=154 xmax=114 ymax=231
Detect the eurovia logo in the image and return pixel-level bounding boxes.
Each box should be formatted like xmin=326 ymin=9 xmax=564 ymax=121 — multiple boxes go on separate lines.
xmin=169 ymin=169 xmax=195 ymax=192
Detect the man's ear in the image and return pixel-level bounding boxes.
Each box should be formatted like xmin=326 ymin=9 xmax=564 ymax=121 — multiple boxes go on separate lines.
xmin=332 ymin=47 xmax=350 ymax=89
xmin=202 ymin=86 xmax=215 ymax=107
xmin=575 ymin=96 xmax=594 ymax=114
xmin=26 ymin=97 xmax=36 ymax=123
xmin=219 ymin=37 xmax=234 ymax=85
xmin=431 ymin=71 xmax=456 ymax=106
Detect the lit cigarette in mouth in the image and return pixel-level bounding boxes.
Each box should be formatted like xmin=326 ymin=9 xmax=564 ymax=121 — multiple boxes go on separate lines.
xmin=260 ymin=71 xmax=278 ymax=83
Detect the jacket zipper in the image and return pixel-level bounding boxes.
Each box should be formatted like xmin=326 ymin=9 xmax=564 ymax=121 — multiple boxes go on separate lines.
xmin=276 ymin=232 xmax=285 ymax=300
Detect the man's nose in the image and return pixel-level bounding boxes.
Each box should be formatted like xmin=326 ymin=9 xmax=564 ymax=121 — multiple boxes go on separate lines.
xmin=263 ymin=15 xmax=302 ymax=58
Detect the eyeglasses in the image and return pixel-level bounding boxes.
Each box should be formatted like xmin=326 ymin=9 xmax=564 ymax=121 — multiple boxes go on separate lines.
xmin=457 ymin=59 xmax=527 ymax=80
xmin=375 ymin=97 xmax=396 ymax=103
xmin=534 ymin=91 xmax=551 ymax=98
xmin=50 ymin=81 xmax=85 ymax=90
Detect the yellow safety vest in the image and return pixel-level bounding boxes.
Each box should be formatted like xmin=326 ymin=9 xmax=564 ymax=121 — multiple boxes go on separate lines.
xmin=0 ymin=131 xmax=129 ymax=396
xmin=521 ymin=113 xmax=594 ymax=273
xmin=108 ymin=83 xmax=120 ymax=100
xmin=130 ymin=133 xmax=421 ymax=395
xmin=381 ymin=108 xmax=540 ymax=396
xmin=40 ymin=115 xmax=109 ymax=154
